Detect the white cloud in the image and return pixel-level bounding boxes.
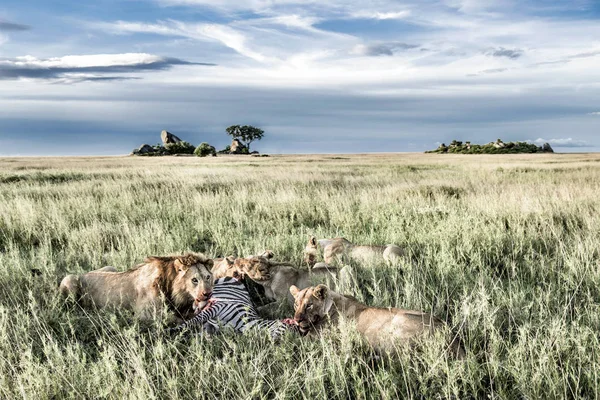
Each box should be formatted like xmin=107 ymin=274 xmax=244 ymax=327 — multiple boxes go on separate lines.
xmin=104 ymin=20 xmax=281 ymax=63
xmin=444 ymin=0 xmax=509 ymax=13
xmin=352 ymin=42 xmax=419 ymax=56
xmin=531 ymin=138 xmax=590 ymax=147
xmin=101 ymin=18 xmax=355 ymax=65
xmin=349 ymin=10 xmax=411 ymax=20
xmin=257 ymin=15 xmax=320 ymax=30
xmin=198 ymin=24 xmax=271 ymax=62
xmin=4 ymin=53 xmax=165 ymax=68
xmin=0 ymin=53 xmax=205 ymax=81
xmin=588 ymin=112 xmax=600 ymax=115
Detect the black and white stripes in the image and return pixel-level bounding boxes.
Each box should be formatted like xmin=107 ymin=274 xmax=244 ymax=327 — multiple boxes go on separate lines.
xmin=170 ymin=277 xmax=299 ymax=339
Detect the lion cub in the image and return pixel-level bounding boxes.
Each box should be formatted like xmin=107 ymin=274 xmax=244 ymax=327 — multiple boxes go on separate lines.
xmin=290 ymin=284 xmax=464 ymax=357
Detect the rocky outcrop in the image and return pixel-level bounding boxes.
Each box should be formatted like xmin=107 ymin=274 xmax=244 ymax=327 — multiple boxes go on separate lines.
xmin=161 ymin=130 xmax=182 ymax=145
xmin=132 ymin=144 xmax=156 ymax=155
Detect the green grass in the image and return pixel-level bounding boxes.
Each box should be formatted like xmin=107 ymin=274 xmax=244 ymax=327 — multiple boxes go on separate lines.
xmin=0 ymin=153 xmax=599 ymax=399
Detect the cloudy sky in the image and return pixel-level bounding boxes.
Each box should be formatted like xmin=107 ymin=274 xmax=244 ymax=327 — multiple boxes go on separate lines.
xmin=1 ymin=0 xmax=599 ymax=155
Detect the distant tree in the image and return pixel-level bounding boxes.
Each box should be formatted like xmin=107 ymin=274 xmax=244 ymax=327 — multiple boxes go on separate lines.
xmin=225 ymin=125 xmax=264 ymax=152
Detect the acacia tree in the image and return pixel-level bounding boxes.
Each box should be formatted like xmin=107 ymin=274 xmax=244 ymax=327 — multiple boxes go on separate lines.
xmin=225 ymin=125 xmax=264 ymax=152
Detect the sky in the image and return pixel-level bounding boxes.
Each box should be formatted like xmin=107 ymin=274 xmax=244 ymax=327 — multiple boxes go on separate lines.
xmin=0 ymin=0 xmax=599 ymax=155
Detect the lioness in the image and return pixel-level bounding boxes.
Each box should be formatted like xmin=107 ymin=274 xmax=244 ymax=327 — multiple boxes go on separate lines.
xmin=235 ymin=255 xmax=345 ymax=303
xmin=290 ymin=284 xmax=464 ymax=357
xmin=59 ymin=253 xmax=214 ymax=322
xmin=304 ymin=236 xmax=404 ymax=267
xmin=211 ymin=256 xmax=271 ymax=281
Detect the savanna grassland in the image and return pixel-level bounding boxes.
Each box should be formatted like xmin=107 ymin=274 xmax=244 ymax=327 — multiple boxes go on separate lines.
xmin=1 ymin=153 xmax=599 ymax=399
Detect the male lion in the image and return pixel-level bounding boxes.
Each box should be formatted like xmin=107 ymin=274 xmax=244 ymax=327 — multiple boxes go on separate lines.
xmin=59 ymin=253 xmax=214 ymax=322
xmin=290 ymin=284 xmax=464 ymax=357
xmin=304 ymin=236 xmax=404 ymax=267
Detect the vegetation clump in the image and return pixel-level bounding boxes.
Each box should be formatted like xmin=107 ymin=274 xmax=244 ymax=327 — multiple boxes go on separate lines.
xmin=165 ymin=141 xmax=195 ymax=155
xmin=133 ymin=142 xmax=196 ymax=156
xmin=217 ymin=145 xmax=231 ymax=154
xmin=194 ymin=143 xmax=217 ymax=157
xmin=426 ymin=138 xmax=554 ymax=154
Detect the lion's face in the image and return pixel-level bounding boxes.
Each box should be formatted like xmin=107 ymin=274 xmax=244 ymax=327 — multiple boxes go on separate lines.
xmin=211 ymin=256 xmax=241 ymax=279
xmin=303 ymin=236 xmax=318 ymax=267
xmin=234 ymin=257 xmax=271 ymax=281
xmin=172 ymin=259 xmax=214 ymax=313
xmin=290 ymin=284 xmax=331 ymax=335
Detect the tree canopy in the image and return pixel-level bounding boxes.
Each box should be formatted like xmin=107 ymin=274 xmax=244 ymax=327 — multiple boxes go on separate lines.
xmin=225 ymin=125 xmax=264 ymax=151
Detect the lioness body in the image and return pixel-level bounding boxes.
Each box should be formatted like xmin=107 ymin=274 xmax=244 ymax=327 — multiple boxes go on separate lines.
xmin=262 ymin=264 xmax=339 ymax=303
xmin=212 ymin=255 xmax=272 ymax=281
xmin=59 ymin=253 xmax=214 ymax=321
xmin=291 ymin=285 xmax=463 ymax=356
xmin=305 ymin=237 xmax=404 ymax=266
xmin=235 ymin=256 xmax=341 ymax=303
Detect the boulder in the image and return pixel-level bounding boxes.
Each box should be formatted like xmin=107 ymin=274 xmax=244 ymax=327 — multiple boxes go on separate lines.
xmin=161 ymin=130 xmax=182 ymax=145
xmin=132 ymin=144 xmax=155 ymax=155
xmin=230 ymin=139 xmax=248 ymax=154
xmin=542 ymin=143 xmax=554 ymax=153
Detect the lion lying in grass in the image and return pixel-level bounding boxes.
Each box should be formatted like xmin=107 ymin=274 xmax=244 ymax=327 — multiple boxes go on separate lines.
xmin=59 ymin=253 xmax=214 ymax=322
xmin=304 ymin=236 xmax=404 ymax=267
xmin=290 ymin=284 xmax=464 ymax=357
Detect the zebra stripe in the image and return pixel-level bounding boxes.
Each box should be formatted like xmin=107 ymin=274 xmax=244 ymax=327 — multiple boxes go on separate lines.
xmin=170 ymin=277 xmax=299 ymax=339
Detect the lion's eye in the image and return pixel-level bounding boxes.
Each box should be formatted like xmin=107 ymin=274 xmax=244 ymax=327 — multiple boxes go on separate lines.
xmin=191 ymin=278 xmax=199 ymax=285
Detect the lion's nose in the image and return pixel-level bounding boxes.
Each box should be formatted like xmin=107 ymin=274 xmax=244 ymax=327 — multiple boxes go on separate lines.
xmin=197 ymin=291 xmax=212 ymax=301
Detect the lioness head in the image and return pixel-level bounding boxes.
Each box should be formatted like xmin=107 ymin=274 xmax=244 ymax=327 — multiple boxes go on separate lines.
xmin=233 ymin=256 xmax=271 ymax=281
xmin=304 ymin=236 xmax=318 ymax=267
xmin=149 ymin=253 xmax=214 ymax=315
xmin=290 ymin=284 xmax=332 ymax=334
xmin=211 ymin=256 xmax=242 ymax=279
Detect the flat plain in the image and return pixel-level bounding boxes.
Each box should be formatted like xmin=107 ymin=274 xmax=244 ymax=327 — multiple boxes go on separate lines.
xmin=0 ymin=153 xmax=599 ymax=399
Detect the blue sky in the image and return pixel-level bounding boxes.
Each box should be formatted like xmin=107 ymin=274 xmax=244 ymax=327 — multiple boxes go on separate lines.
xmin=1 ymin=0 xmax=599 ymax=155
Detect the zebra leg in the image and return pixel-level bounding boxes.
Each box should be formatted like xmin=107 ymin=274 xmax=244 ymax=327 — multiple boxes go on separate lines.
xmin=203 ymin=321 xmax=220 ymax=335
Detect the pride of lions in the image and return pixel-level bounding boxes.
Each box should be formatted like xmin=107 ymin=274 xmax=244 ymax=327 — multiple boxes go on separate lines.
xmin=59 ymin=236 xmax=464 ymax=357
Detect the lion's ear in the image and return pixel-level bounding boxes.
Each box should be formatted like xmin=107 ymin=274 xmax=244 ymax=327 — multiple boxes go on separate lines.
xmin=205 ymin=259 xmax=214 ymax=268
xmin=174 ymin=259 xmax=188 ymax=272
xmin=313 ymin=284 xmax=328 ymax=300
xmin=309 ymin=236 xmax=317 ymax=247
xmin=289 ymin=285 xmax=300 ymax=297
xmin=225 ymin=256 xmax=235 ymax=266
xmin=261 ymin=250 xmax=274 ymax=259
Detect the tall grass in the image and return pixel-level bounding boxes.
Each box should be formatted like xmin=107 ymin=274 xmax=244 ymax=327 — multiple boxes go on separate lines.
xmin=0 ymin=153 xmax=599 ymax=398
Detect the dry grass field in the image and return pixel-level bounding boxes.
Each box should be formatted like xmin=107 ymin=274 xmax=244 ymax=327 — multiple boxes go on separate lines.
xmin=1 ymin=153 xmax=599 ymax=399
